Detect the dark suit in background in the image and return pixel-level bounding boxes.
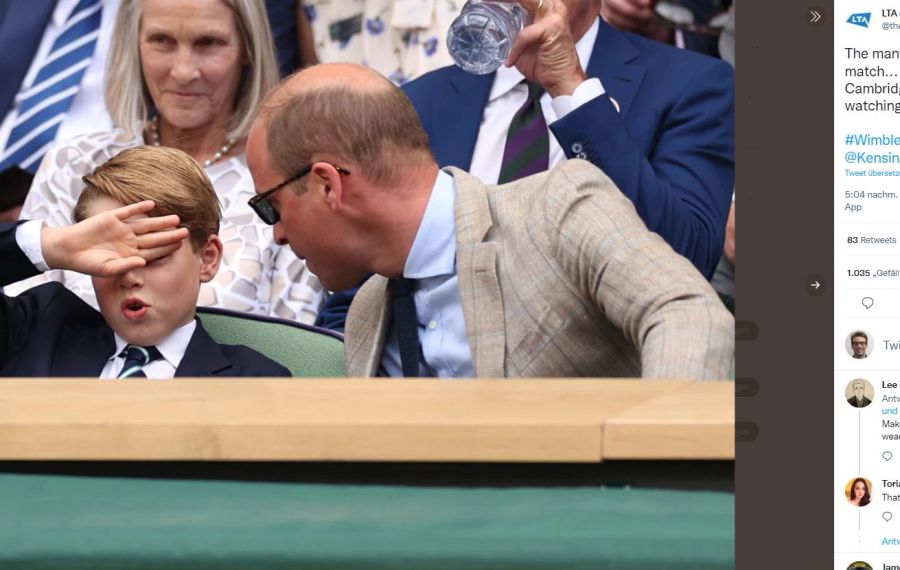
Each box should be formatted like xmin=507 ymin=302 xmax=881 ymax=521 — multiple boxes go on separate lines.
xmin=402 ymin=18 xmax=734 ymax=278
xmin=0 ymin=2 xmax=57 ymax=138
xmin=0 ymin=223 xmax=290 ymax=377
xmin=265 ymin=0 xmax=300 ymax=77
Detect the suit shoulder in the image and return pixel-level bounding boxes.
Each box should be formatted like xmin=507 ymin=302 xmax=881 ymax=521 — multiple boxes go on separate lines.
xmin=217 ymin=344 xmax=292 ymax=377
xmin=401 ymin=65 xmax=455 ymax=98
xmin=402 ymin=65 xmax=456 ymax=87
xmin=626 ymin=30 xmax=731 ymax=71
xmin=621 ymin=31 xmax=734 ymax=96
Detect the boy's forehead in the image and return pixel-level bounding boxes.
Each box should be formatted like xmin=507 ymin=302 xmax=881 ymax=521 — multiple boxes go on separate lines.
xmin=83 ymin=196 xmax=147 ymax=219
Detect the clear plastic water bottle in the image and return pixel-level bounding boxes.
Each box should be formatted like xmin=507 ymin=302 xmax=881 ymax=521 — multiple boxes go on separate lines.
xmin=446 ymin=0 xmax=526 ymax=75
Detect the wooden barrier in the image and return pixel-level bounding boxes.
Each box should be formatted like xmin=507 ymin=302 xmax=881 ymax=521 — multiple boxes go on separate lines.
xmin=0 ymin=379 xmax=733 ymax=461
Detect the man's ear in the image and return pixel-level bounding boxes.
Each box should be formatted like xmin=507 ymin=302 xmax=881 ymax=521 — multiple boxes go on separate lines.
xmin=198 ymin=235 xmax=223 ymax=283
xmin=310 ymin=162 xmax=344 ymax=211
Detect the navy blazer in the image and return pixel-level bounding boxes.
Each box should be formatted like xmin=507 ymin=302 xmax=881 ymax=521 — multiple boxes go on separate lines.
xmin=0 ymin=223 xmax=290 ymax=377
xmin=402 ymin=18 xmax=735 ymax=279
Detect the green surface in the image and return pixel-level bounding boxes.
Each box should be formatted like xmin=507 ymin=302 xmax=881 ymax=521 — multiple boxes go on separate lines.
xmin=0 ymin=474 xmax=733 ymax=569
xmin=195 ymin=310 xmax=344 ymax=377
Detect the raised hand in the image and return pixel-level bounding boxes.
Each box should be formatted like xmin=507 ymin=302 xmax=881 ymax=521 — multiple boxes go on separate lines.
xmin=41 ymin=200 xmax=189 ymax=276
xmin=504 ymin=0 xmax=587 ymax=97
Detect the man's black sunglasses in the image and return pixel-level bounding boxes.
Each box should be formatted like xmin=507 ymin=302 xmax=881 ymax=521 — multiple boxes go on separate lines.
xmin=248 ymin=164 xmax=351 ymax=225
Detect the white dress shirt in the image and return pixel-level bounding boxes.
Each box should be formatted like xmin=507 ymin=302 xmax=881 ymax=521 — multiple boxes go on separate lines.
xmin=0 ymin=0 xmax=117 ymax=153
xmin=468 ymin=17 xmax=604 ymax=185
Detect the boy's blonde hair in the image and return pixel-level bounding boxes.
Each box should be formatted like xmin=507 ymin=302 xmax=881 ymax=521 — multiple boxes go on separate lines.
xmin=75 ymin=146 xmax=221 ymax=249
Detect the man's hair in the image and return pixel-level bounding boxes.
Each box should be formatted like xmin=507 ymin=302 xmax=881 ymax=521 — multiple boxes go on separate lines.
xmin=853 ymin=380 xmax=865 ymax=388
xmin=264 ymin=77 xmax=432 ymax=186
xmin=851 ymin=331 xmax=868 ymax=342
xmin=74 ymin=146 xmax=221 ymax=249
xmin=106 ymin=0 xmax=279 ymax=140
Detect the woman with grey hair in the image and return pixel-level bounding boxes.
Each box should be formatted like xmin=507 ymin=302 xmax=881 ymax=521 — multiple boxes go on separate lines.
xmin=11 ymin=0 xmax=324 ymax=324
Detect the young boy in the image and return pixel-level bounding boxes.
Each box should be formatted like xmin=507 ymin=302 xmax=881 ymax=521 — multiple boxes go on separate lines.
xmin=1 ymin=146 xmax=290 ymax=377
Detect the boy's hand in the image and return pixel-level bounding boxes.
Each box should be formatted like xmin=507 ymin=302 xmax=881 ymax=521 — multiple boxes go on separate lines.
xmin=41 ymin=201 xmax=190 ymax=276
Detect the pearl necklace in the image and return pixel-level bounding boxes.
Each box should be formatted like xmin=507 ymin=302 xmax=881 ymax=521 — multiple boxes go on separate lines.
xmin=147 ymin=116 xmax=237 ymax=168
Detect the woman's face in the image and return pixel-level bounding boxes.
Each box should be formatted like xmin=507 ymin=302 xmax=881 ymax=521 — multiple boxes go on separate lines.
xmin=139 ymin=0 xmax=245 ymax=133
xmin=853 ymin=481 xmax=867 ymax=499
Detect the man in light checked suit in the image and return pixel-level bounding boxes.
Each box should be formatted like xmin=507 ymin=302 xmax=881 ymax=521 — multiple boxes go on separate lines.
xmin=245 ymin=63 xmax=734 ymax=379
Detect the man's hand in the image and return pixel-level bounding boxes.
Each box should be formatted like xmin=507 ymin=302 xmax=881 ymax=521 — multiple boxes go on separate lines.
xmin=41 ymin=200 xmax=189 ymax=276
xmin=505 ymin=0 xmax=587 ymax=97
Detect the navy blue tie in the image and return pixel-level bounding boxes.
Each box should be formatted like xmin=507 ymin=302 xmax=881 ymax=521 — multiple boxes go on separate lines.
xmin=389 ymin=278 xmax=421 ymax=377
xmin=117 ymin=345 xmax=163 ymax=379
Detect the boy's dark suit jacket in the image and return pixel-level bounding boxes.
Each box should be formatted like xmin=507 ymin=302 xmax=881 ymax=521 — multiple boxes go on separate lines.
xmin=0 ymin=223 xmax=290 ymax=377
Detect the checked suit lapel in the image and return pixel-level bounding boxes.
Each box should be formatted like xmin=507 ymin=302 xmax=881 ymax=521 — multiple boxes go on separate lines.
xmin=448 ymin=167 xmax=506 ymax=378
xmin=344 ymin=277 xmax=392 ymax=377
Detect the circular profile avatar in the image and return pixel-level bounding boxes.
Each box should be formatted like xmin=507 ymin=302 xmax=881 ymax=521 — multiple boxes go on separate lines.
xmin=846 ymin=378 xmax=874 ymax=409
xmin=846 ymin=477 xmax=872 ymax=507
xmin=847 ymin=330 xmax=872 ymax=359
xmin=847 ymin=562 xmax=873 ymax=570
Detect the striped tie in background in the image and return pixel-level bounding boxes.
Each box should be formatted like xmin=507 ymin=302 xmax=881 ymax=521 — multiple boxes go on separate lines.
xmin=0 ymin=0 xmax=102 ymax=172
xmin=497 ymin=81 xmax=549 ymax=184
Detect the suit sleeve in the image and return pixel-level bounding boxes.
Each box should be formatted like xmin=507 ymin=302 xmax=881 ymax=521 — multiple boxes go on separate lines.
xmin=544 ymin=162 xmax=734 ymax=380
xmin=549 ymin=58 xmax=735 ymax=279
xmin=0 ymin=222 xmax=50 ymax=366
xmin=5 ymin=141 xmax=85 ymax=298
xmin=314 ymin=286 xmax=357 ymax=333
xmin=0 ymin=222 xmax=42 ymax=286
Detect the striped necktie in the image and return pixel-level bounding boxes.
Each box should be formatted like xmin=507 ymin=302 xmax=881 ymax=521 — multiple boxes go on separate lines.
xmin=117 ymin=345 xmax=163 ymax=379
xmin=0 ymin=0 xmax=103 ymax=173
xmin=497 ymin=81 xmax=549 ymax=184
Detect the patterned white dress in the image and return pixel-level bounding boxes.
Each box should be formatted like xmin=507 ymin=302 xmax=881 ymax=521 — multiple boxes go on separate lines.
xmin=8 ymin=130 xmax=325 ymax=325
xmin=305 ymin=0 xmax=462 ymax=85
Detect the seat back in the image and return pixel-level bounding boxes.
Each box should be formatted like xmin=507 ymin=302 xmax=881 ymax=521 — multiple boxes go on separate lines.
xmin=196 ymin=307 xmax=344 ymax=377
